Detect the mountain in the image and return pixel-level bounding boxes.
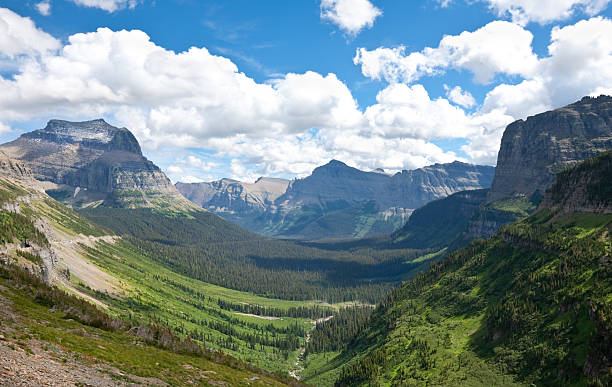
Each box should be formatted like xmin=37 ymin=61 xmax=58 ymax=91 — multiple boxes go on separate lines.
xmin=462 ymin=95 xmax=612 ymax=241
xmin=391 ymin=188 xmax=489 ymax=250
xmin=177 ymin=176 xmax=290 ymax=212
xmin=176 ymin=160 xmax=494 ymax=240
xmin=0 ymin=119 xmax=193 ymax=210
xmin=489 ymin=95 xmax=612 ymax=202
xmin=304 ymin=151 xmax=612 ymax=386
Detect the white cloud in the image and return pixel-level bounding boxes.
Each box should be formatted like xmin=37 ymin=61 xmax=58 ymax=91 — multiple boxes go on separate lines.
xmin=166 ymin=165 xmax=183 ymax=175
xmin=0 ymin=121 xmax=11 ymax=135
xmin=1 ymin=8 xmax=611 ymax=180
xmin=35 ymin=1 xmax=51 ymax=16
xmin=0 ymin=8 xmax=60 ymax=58
xmin=484 ymin=0 xmax=612 ymax=25
xmin=71 ymin=0 xmax=139 ymax=12
xmin=445 ymin=85 xmax=476 ymax=108
xmin=483 ymin=17 xmax=612 ymax=118
xmin=354 ymin=20 xmax=538 ymax=84
xmin=320 ymin=0 xmax=382 ymax=36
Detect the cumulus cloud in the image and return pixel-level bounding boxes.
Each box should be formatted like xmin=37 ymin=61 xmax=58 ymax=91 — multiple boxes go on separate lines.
xmin=35 ymin=1 xmax=51 ymax=16
xmin=483 ymin=17 xmax=612 ymax=117
xmin=71 ymin=0 xmax=139 ymax=12
xmin=354 ymin=21 xmax=538 ymax=84
xmin=320 ymin=0 xmax=382 ymax=36
xmin=484 ymin=0 xmax=612 ymax=25
xmin=0 ymin=8 xmax=60 ymax=58
xmin=1 ymin=7 xmax=611 ymax=180
xmin=0 ymin=121 xmax=11 ymax=135
xmin=445 ymin=85 xmax=476 ymax=108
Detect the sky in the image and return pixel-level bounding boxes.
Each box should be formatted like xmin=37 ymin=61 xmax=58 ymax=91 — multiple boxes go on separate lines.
xmin=0 ymin=0 xmax=611 ymax=183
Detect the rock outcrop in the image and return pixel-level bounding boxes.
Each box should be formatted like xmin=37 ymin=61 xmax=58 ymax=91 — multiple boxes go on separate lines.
xmin=177 ymin=177 xmax=289 ymax=213
xmin=488 ymin=95 xmax=612 ymax=202
xmin=0 ymin=119 xmax=193 ymax=210
xmin=466 ymin=95 xmax=612 ymax=241
xmin=0 ymin=151 xmax=33 ymax=180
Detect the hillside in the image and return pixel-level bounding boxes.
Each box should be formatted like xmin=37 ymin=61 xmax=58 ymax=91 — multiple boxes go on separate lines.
xmin=177 ymin=160 xmax=494 ymax=240
xmin=301 ymin=152 xmax=612 ymax=386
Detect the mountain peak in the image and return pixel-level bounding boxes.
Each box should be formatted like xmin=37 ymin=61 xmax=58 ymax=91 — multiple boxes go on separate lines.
xmin=25 ymin=118 xmax=142 ymax=155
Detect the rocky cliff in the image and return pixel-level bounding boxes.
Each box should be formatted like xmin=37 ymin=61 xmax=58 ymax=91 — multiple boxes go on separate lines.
xmin=0 ymin=119 xmax=193 ymax=210
xmin=0 ymin=151 xmax=32 ymax=181
xmin=465 ymin=95 xmax=612 ymax=241
xmin=177 ymin=177 xmax=289 ymax=213
xmin=488 ymin=95 xmax=612 ymax=202
xmin=176 ymin=159 xmax=494 ymax=240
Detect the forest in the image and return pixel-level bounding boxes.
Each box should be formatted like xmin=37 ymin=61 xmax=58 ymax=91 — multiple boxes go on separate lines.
xmin=80 ymin=207 xmax=432 ymax=303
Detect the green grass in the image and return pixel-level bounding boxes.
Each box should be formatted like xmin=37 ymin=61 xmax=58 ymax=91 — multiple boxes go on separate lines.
xmin=71 ymin=239 xmax=339 ymax=373
xmin=0 ymin=275 xmax=292 ymax=386
xmin=487 ymin=197 xmax=536 ymax=217
xmin=327 ymin=208 xmax=612 ymax=386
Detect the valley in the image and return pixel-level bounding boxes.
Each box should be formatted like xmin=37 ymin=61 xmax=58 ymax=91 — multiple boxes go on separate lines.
xmin=0 ymin=96 xmax=611 ymax=386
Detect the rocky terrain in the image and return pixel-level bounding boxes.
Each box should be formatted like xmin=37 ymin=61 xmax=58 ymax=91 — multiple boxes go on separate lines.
xmin=177 ymin=160 xmax=494 ymax=240
xmin=488 ymin=95 xmax=612 ymax=202
xmin=0 ymin=119 xmax=193 ymax=210
xmin=465 ymin=95 xmax=612 ymax=240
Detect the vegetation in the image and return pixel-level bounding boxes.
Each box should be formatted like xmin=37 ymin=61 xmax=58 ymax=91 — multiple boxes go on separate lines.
xmin=0 ymin=210 xmax=48 ymax=246
xmin=329 ymin=210 xmax=611 ymax=386
xmin=0 ymin=261 xmax=301 ymax=386
xmin=305 ymin=306 xmax=374 ymax=355
xmin=298 ymin=154 xmax=612 ymax=386
xmin=79 ymin=207 xmax=430 ymax=303
xmin=392 ymin=189 xmax=488 ymax=249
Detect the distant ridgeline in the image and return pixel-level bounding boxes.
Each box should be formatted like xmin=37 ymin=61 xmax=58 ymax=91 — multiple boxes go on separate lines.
xmin=177 ymin=160 xmax=494 ymax=241
xmin=303 ymin=148 xmax=612 ymax=387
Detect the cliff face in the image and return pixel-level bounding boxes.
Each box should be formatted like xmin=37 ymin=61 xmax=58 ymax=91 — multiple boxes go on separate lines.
xmin=176 ymin=160 xmax=494 ymax=240
xmin=488 ymin=95 xmax=612 ymax=202
xmin=464 ymin=96 xmax=612 ymax=241
xmin=0 ymin=119 xmax=192 ymax=210
xmin=0 ymin=151 xmax=32 ymax=181
xmin=178 ymin=177 xmax=290 ymax=213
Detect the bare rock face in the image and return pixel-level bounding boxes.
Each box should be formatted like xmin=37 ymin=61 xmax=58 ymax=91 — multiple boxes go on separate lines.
xmin=488 ymin=95 xmax=612 ymax=202
xmin=177 ymin=177 xmax=290 ymax=213
xmin=0 ymin=151 xmax=32 ymax=180
xmin=0 ymin=119 xmax=192 ymax=209
xmin=465 ymin=95 xmax=612 ymax=241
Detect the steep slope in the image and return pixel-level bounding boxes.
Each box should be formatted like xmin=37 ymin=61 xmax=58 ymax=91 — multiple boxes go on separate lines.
xmin=308 ymin=152 xmax=612 ymax=386
xmin=0 ymin=119 xmax=193 ymax=210
xmin=177 ymin=177 xmax=290 ymax=212
xmin=392 ymin=188 xmax=489 ymax=250
xmin=177 ymin=160 xmax=494 ymax=240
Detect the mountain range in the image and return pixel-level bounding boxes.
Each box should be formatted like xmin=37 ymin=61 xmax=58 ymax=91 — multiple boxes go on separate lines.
xmin=177 ymin=159 xmax=494 ymax=240
xmin=0 ymin=95 xmax=611 ymax=386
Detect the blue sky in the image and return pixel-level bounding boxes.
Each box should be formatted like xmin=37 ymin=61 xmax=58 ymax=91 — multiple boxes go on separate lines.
xmin=0 ymin=0 xmax=611 ymax=182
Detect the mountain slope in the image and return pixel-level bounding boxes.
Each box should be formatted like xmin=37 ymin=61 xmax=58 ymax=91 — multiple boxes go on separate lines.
xmin=391 ymin=188 xmax=489 ymax=250
xmin=177 ymin=160 xmax=494 ymax=240
xmin=0 ymin=119 xmax=193 ymax=211
xmin=305 ymin=152 xmax=612 ymax=386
